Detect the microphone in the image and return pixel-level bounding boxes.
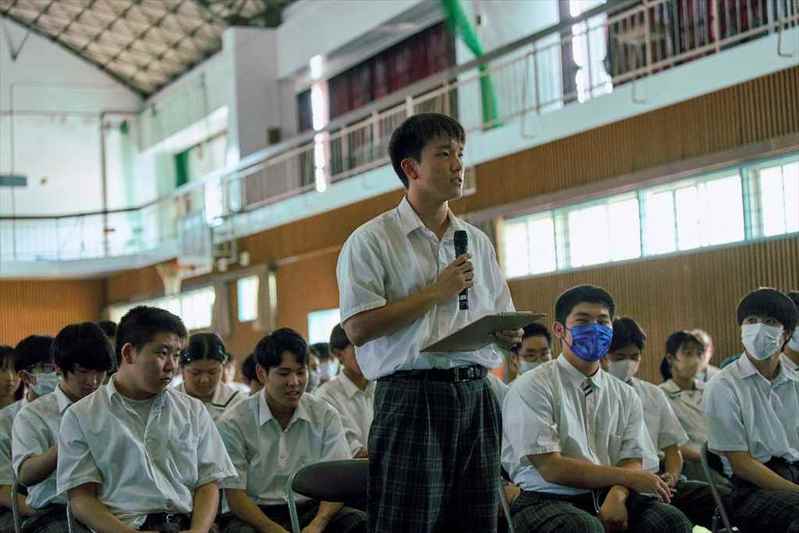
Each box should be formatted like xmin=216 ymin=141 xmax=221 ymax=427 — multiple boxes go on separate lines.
xmin=454 ymin=230 xmax=468 ymax=310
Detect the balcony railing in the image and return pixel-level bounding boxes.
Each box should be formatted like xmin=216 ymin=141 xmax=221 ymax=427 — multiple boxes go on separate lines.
xmin=1 ymin=0 xmax=797 ymax=265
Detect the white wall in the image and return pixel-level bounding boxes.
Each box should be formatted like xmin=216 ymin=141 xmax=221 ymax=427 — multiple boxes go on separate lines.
xmin=0 ymin=18 xmax=140 ymax=216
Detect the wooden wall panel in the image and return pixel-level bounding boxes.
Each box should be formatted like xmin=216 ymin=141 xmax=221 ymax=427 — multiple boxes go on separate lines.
xmin=0 ymin=280 xmax=103 ymax=346
xmin=511 ymin=235 xmax=799 ymax=385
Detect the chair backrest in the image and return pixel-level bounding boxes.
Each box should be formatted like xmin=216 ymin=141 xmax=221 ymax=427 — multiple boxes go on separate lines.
xmin=702 ymin=442 xmax=729 ymax=478
xmin=289 ymin=459 xmax=368 ymax=502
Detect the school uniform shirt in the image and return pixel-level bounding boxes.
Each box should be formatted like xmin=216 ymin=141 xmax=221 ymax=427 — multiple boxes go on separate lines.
xmin=56 ymin=378 xmax=236 ymax=529
xmin=217 ymin=391 xmax=351 ymax=505
xmin=704 ymin=354 xmax=799 ymax=476
xmin=502 ymin=355 xmax=646 ymax=495
xmin=315 ymin=373 xmax=375 ymax=457
xmin=337 ymin=197 xmax=515 ymax=380
xmin=659 ymin=379 xmax=707 ymax=450
xmin=176 ymin=382 xmax=244 ymax=422
xmin=781 ymin=353 xmax=798 ymax=373
xmin=12 ymin=386 xmax=73 ymax=509
xmin=0 ymin=400 xmax=25 ymax=488
xmin=627 ymin=377 xmax=689 ymax=466
xmin=487 ymin=372 xmax=509 ymax=407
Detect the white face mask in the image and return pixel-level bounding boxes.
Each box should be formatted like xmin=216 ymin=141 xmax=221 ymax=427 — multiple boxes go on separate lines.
xmin=318 ymin=360 xmax=339 ymax=381
xmin=607 ymin=359 xmax=639 ymax=382
xmin=306 ymin=369 xmax=320 ymax=392
xmin=31 ymin=371 xmax=60 ymax=396
xmin=518 ymin=360 xmax=542 ymax=375
xmin=788 ymin=328 xmax=799 ymax=352
xmin=741 ymin=323 xmax=784 ymax=361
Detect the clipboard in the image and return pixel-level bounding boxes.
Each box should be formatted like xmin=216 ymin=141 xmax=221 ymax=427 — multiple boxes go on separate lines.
xmin=421 ymin=311 xmax=545 ymax=353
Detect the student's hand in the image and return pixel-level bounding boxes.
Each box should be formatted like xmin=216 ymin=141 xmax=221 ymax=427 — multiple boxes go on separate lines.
xmin=493 ymin=329 xmax=523 ymax=351
xmin=354 ymin=447 xmax=369 ymax=459
xmin=659 ymin=472 xmax=679 ymax=488
xmin=624 ymin=470 xmax=673 ymax=503
xmin=432 ymin=254 xmax=473 ymax=303
xmin=599 ymin=490 xmax=629 ymax=531
xmin=301 ymin=521 xmax=326 ymax=533
xmin=502 ymin=482 xmax=521 ymax=505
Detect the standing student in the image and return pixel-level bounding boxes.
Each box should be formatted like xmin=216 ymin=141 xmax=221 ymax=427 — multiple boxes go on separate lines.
xmin=604 ymin=318 xmax=716 ymax=528
xmin=12 ymin=323 xmax=114 ymax=532
xmin=177 ymin=332 xmax=245 ymax=421
xmin=705 ymin=288 xmax=799 ymax=531
xmin=56 ymin=306 xmax=236 ymax=533
xmin=316 ymin=325 xmax=374 ymax=459
xmin=503 ymin=285 xmax=692 ymax=533
xmin=218 ymin=328 xmax=367 ymax=533
xmin=337 ymin=113 xmax=521 ymax=532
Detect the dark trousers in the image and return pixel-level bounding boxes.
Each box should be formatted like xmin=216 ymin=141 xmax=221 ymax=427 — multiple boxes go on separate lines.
xmin=725 ymin=458 xmax=799 ymax=532
xmin=510 ymin=489 xmax=692 ymax=533
xmin=221 ymin=501 xmax=365 ymax=533
xmin=368 ymin=374 xmax=501 ymax=533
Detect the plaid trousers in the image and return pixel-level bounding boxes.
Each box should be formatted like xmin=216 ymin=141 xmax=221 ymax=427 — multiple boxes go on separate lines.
xmin=724 ymin=459 xmax=799 ymax=532
xmin=0 ymin=510 xmax=15 ymax=533
xmin=221 ymin=501 xmax=366 ymax=533
xmin=368 ymin=374 xmax=501 ymax=533
xmin=510 ymin=490 xmax=693 ymax=533
xmin=20 ymin=505 xmax=91 ymax=533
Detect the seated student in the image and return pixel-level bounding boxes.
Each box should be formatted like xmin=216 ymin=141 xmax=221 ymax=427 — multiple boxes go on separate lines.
xmin=0 ymin=346 xmax=22 ymax=411
xmin=96 ymin=320 xmax=119 ymax=378
xmin=781 ymin=290 xmax=799 ymax=372
xmin=503 ymin=285 xmax=692 ymax=533
xmin=316 ymin=324 xmax=374 ymax=459
xmin=311 ymin=342 xmax=338 ymax=387
xmin=240 ymin=353 xmax=262 ymax=395
xmin=0 ymin=344 xmax=37 ymax=530
xmin=705 ymin=287 xmax=799 ymax=532
xmin=603 ymin=318 xmax=717 ymax=528
xmin=56 ymin=306 xmax=236 ymax=533
xmin=12 ymin=323 xmax=114 ymax=532
xmin=509 ymin=323 xmax=553 ymax=382
xmin=177 ymin=332 xmax=245 ymax=421
xmin=692 ymin=329 xmax=720 ymax=383
xmin=659 ymin=330 xmax=726 ymax=487
xmin=218 ymin=328 xmax=367 ymax=533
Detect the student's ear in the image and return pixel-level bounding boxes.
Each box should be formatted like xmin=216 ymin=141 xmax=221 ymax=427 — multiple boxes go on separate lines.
xmin=19 ymin=370 xmax=35 ymax=387
xmin=400 ymin=158 xmax=419 ymax=182
xmin=120 ymin=343 xmax=137 ymax=366
xmin=552 ymin=322 xmax=566 ymax=340
xmin=255 ymin=363 xmax=268 ymax=385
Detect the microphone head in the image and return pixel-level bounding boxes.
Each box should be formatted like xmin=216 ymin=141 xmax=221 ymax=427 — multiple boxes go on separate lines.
xmin=454 ymin=230 xmax=468 ymax=247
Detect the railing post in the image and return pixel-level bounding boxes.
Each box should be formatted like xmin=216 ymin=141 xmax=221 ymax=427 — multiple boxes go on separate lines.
xmin=405 ymin=95 xmax=414 ymax=119
xmin=712 ymin=0 xmax=721 ymax=53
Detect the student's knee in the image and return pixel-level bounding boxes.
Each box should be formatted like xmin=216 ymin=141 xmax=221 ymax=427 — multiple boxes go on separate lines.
xmin=636 ymin=502 xmax=693 ymax=533
xmin=512 ymin=505 xmax=604 ymax=533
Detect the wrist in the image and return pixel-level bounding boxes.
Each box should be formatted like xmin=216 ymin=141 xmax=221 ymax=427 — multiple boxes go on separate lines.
xmin=607 ymin=485 xmax=629 ymax=502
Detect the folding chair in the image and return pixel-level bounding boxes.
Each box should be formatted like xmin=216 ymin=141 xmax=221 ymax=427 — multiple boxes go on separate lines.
xmin=65 ymin=499 xmax=77 ymax=533
xmin=9 ymin=478 xmax=21 ymax=533
xmin=498 ymin=483 xmax=515 ymax=533
xmin=284 ymin=459 xmax=368 ymax=533
xmin=700 ymin=442 xmax=740 ymax=533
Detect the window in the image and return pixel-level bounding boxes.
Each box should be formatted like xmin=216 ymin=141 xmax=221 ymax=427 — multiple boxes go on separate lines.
xmin=107 ymin=286 xmax=216 ymax=332
xmin=757 ymin=161 xmax=799 ymax=237
xmin=307 ymin=308 xmax=340 ymax=345
xmin=501 ymin=154 xmax=797 ymax=280
xmin=237 ymin=275 xmax=259 ymax=322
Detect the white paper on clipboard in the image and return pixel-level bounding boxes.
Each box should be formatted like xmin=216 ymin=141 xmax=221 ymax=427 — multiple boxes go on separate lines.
xmin=421 ymin=311 xmax=545 ymax=353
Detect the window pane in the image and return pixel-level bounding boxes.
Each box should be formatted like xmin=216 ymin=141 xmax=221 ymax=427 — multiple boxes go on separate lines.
xmin=501 ymin=219 xmax=531 ymax=278
xmin=528 ymin=216 xmax=557 ymax=274
xmin=237 ymin=275 xmax=259 ymax=322
xmin=675 ymin=186 xmax=701 ymax=250
xmin=703 ymin=175 xmax=744 ymax=245
xmin=608 ymin=198 xmax=641 ymax=260
xmin=568 ymin=204 xmax=610 ymax=267
xmin=643 ymin=190 xmax=676 ymax=255
xmin=785 ymin=162 xmax=799 ymax=233
xmin=760 ymin=163 xmax=799 ymax=237
xmin=307 ymin=308 xmax=340 ymax=345
xmin=180 ymin=288 xmax=215 ymax=331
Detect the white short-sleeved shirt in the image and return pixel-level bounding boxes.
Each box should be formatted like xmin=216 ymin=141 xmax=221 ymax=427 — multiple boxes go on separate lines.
xmin=487 ymin=373 xmax=509 ymax=407
xmin=337 ymin=197 xmax=515 ymax=380
xmin=176 ymin=382 xmax=245 ymax=422
xmin=502 ymin=355 xmax=646 ymax=495
xmin=12 ymin=386 xmax=73 ymax=509
xmin=781 ymin=353 xmax=798 ymax=373
xmin=217 ymin=391 xmax=350 ymax=505
xmin=0 ymin=400 xmax=25 ymax=487
xmin=629 ymin=377 xmax=689 ymax=451
xmin=704 ymin=354 xmax=799 ymax=476
xmin=56 ymin=378 xmax=236 ymax=529
xmin=315 ymin=373 xmax=375 ymax=456
xmin=659 ymin=379 xmax=707 ymax=449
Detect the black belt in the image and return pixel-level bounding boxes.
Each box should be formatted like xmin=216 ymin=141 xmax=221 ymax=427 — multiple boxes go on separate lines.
xmin=140 ymin=512 xmax=191 ymax=532
xmin=386 ymin=365 xmax=487 ymax=383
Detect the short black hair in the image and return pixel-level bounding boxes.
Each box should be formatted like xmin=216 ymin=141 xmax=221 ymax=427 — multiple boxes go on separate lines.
xmin=180 ymin=332 xmax=228 ymax=366
xmin=255 ymin=328 xmax=307 ymax=372
xmin=96 ymin=320 xmax=118 ymax=340
xmin=329 ymin=324 xmax=351 ymax=352
xmin=14 ymin=335 xmax=55 ymax=372
xmin=52 ymin=322 xmax=115 ymax=376
xmin=787 ymin=290 xmax=799 ymax=310
xmin=388 ymin=113 xmax=465 ymax=188
xmin=310 ymin=342 xmax=332 ymax=361
xmin=241 ymin=353 xmax=258 ymax=383
xmin=521 ymin=323 xmax=551 ymax=345
xmin=116 ymin=306 xmax=187 ymax=363
xmin=665 ymin=330 xmax=706 ymax=357
xmin=736 ymin=288 xmax=798 ymax=334
xmin=609 ymin=317 xmax=647 ymax=353
xmin=0 ymin=346 xmax=23 ymax=401
xmin=555 ymin=285 xmax=616 ymax=325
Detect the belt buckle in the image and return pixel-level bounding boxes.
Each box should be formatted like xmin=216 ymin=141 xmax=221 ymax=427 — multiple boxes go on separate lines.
xmin=453 ymin=366 xmax=472 ymax=383
xmin=164 ymin=513 xmax=179 ymax=523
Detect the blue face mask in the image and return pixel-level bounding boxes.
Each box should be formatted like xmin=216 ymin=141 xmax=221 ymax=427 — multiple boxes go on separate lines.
xmin=567 ymin=324 xmax=613 ymax=362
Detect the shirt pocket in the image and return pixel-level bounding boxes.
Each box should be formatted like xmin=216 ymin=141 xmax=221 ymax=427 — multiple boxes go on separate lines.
xmin=167 ymin=423 xmax=200 ymax=485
